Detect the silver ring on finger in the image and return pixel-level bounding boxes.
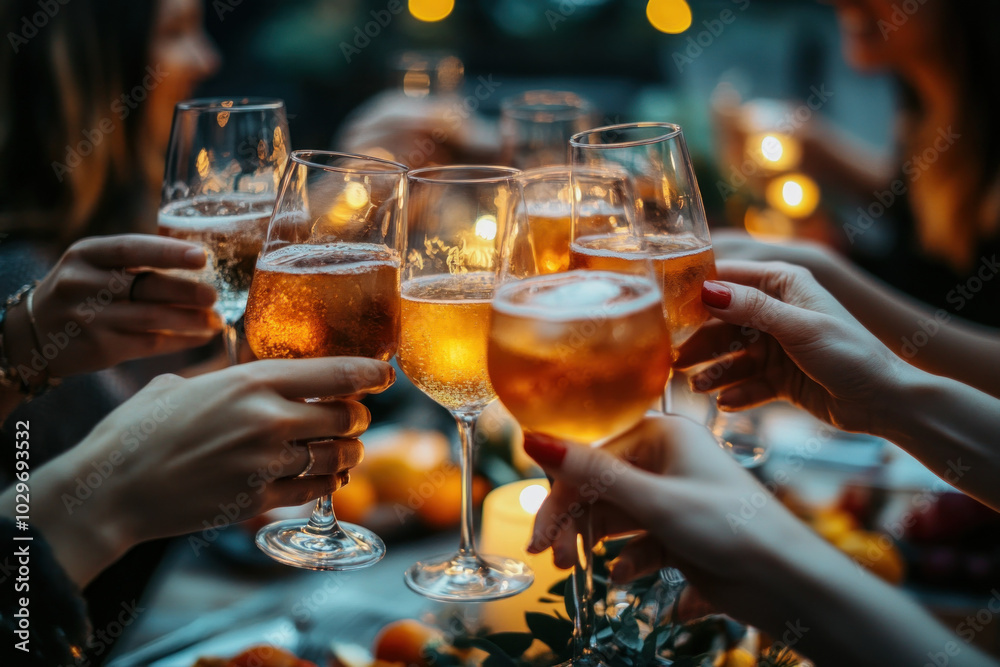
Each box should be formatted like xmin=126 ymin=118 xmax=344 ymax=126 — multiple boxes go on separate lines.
xmin=294 ymin=443 xmax=316 ymax=478
xmin=128 ymin=271 xmax=153 ymax=302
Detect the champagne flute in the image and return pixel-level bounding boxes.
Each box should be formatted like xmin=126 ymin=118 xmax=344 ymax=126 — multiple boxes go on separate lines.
xmin=490 ymin=167 xmax=671 ymax=664
xmin=243 ymin=150 xmax=407 ymax=569
xmin=159 ymin=97 xmax=290 ymax=366
xmin=500 ymin=90 xmax=595 ymax=169
xmin=398 ymin=166 xmax=533 ymax=601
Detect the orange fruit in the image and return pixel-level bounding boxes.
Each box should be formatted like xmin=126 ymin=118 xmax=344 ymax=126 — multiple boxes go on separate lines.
xmin=332 ymin=473 xmax=377 ymax=525
xmin=414 ymin=467 xmax=491 ymax=530
xmin=720 ymin=648 xmax=756 ymax=667
xmin=364 ymin=430 xmax=450 ymax=505
xmin=811 ymin=507 xmax=857 ymax=544
xmin=415 ymin=466 xmax=463 ymax=529
xmin=373 ymin=620 xmax=442 ymax=666
xmin=835 ymin=530 xmax=906 ymax=584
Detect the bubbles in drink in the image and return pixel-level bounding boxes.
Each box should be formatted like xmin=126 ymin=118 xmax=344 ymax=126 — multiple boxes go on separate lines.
xmin=157 ymin=194 xmax=275 ymax=323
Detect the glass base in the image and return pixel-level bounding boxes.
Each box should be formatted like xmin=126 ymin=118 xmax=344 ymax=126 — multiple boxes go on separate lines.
xmin=255 ymin=518 xmax=386 ymax=571
xmin=404 ymin=553 xmax=533 ymax=602
xmin=715 ymin=432 xmax=768 ymax=468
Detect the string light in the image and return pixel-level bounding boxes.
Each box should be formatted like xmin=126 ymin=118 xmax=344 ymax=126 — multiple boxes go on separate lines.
xmin=409 ymin=0 xmax=454 ymax=22
xmin=646 ymin=0 xmax=693 ymax=34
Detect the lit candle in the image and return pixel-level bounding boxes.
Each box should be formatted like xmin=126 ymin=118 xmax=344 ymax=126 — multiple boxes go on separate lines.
xmin=480 ymin=479 xmax=566 ymax=634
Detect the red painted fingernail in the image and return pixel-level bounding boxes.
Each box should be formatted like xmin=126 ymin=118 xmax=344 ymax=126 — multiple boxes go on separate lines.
xmin=702 ymin=281 xmax=732 ymax=309
xmin=523 ymin=433 xmax=567 ymax=469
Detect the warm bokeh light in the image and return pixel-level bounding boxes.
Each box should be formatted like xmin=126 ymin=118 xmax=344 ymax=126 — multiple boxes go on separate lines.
xmin=646 ymin=0 xmax=693 ymax=34
xmin=518 ymin=484 xmax=548 ymax=514
xmin=475 ymin=214 xmax=498 ymax=241
xmin=409 ymin=0 xmax=454 ymax=22
xmin=343 ymin=181 xmax=370 ymax=210
xmin=782 ymin=179 xmax=804 ymax=207
xmin=766 ymin=173 xmax=820 ymax=218
xmin=749 ymin=131 xmax=801 ymax=171
xmin=744 ymin=206 xmax=795 ymax=239
xmin=761 ymin=135 xmax=784 ymax=162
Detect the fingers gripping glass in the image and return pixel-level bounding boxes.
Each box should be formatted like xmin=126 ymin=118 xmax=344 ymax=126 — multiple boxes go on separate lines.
xmin=243 ymin=150 xmax=407 ymax=570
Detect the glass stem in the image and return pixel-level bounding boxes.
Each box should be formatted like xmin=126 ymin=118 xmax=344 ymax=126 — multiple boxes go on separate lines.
xmin=304 ymin=493 xmax=343 ymax=538
xmin=660 ymin=366 xmax=674 ymax=414
xmin=222 ymin=322 xmax=240 ymax=367
xmin=454 ymin=414 xmax=480 ymax=560
xmin=572 ymin=510 xmax=596 ymax=660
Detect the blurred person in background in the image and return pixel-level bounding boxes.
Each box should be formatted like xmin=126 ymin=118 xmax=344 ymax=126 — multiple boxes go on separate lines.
xmin=712 ymin=0 xmax=1000 ymax=399
xmin=0 ymin=0 xmax=224 ymax=659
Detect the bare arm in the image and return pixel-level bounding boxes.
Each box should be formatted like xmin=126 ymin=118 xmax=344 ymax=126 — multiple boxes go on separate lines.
xmin=713 ymin=233 xmax=1000 ymax=397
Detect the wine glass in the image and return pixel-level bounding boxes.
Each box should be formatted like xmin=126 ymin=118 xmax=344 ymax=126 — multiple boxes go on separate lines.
xmin=398 ymin=166 xmax=534 ymax=601
xmin=517 ymin=163 xmax=650 ymax=275
xmin=159 ymin=97 xmax=290 ymax=366
xmin=243 ymin=150 xmax=407 ymax=569
xmin=569 ymin=123 xmax=717 ymax=414
xmin=570 ymin=122 xmax=767 ymax=466
xmin=500 ymin=90 xmax=595 ymax=169
xmin=490 ymin=167 xmax=671 ymax=664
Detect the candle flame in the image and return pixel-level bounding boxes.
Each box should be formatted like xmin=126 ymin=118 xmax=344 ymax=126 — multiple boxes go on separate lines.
xmin=519 ymin=484 xmax=548 ymax=514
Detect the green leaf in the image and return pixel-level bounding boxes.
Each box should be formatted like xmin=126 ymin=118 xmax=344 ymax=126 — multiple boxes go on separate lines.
xmin=525 ymin=612 xmax=573 ymax=654
xmin=451 ymin=637 xmax=518 ymax=667
xmin=616 ymin=609 xmax=642 ymax=652
xmin=483 ymin=632 xmax=533 ymax=658
xmin=548 ymin=579 xmax=568 ymax=596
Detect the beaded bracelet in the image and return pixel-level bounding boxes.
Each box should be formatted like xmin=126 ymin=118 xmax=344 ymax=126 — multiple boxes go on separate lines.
xmin=0 ymin=282 xmax=61 ymax=399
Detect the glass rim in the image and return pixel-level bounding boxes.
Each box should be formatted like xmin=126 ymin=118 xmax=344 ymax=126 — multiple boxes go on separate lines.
xmin=569 ymin=122 xmax=683 ymax=149
xmin=175 ymin=97 xmax=286 ymax=112
xmin=408 ymin=165 xmax=520 ymax=184
xmin=501 ymin=90 xmax=594 ymax=121
xmin=515 ymin=164 xmax=631 ymax=183
xmin=289 ymin=150 xmax=409 ymax=175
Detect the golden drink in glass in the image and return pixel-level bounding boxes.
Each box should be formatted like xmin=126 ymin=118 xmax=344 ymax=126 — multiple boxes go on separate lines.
xmin=571 ymin=233 xmax=717 ymax=346
xmin=245 ymin=243 xmax=400 ymax=361
xmin=397 ymin=272 xmax=495 ymax=413
xmin=489 ymin=271 xmax=671 ymax=444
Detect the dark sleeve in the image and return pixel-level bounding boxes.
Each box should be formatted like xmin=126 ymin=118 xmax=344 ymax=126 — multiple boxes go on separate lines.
xmin=2 ymin=518 xmax=89 ymax=666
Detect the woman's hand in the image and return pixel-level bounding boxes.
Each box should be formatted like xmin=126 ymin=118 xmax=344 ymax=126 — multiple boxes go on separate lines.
xmin=4 ymin=234 xmax=222 ymax=382
xmin=524 ymin=415 xmax=819 ymax=621
xmin=524 ymin=416 xmax=997 ymax=667
xmin=8 ymin=356 xmax=394 ymax=586
xmin=675 ymin=260 xmax=907 ymax=434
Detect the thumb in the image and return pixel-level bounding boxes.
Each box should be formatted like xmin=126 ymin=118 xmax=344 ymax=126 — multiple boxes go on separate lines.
xmin=700 ymin=279 xmax=824 ymax=349
xmin=524 ymin=433 xmax=658 ymax=529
